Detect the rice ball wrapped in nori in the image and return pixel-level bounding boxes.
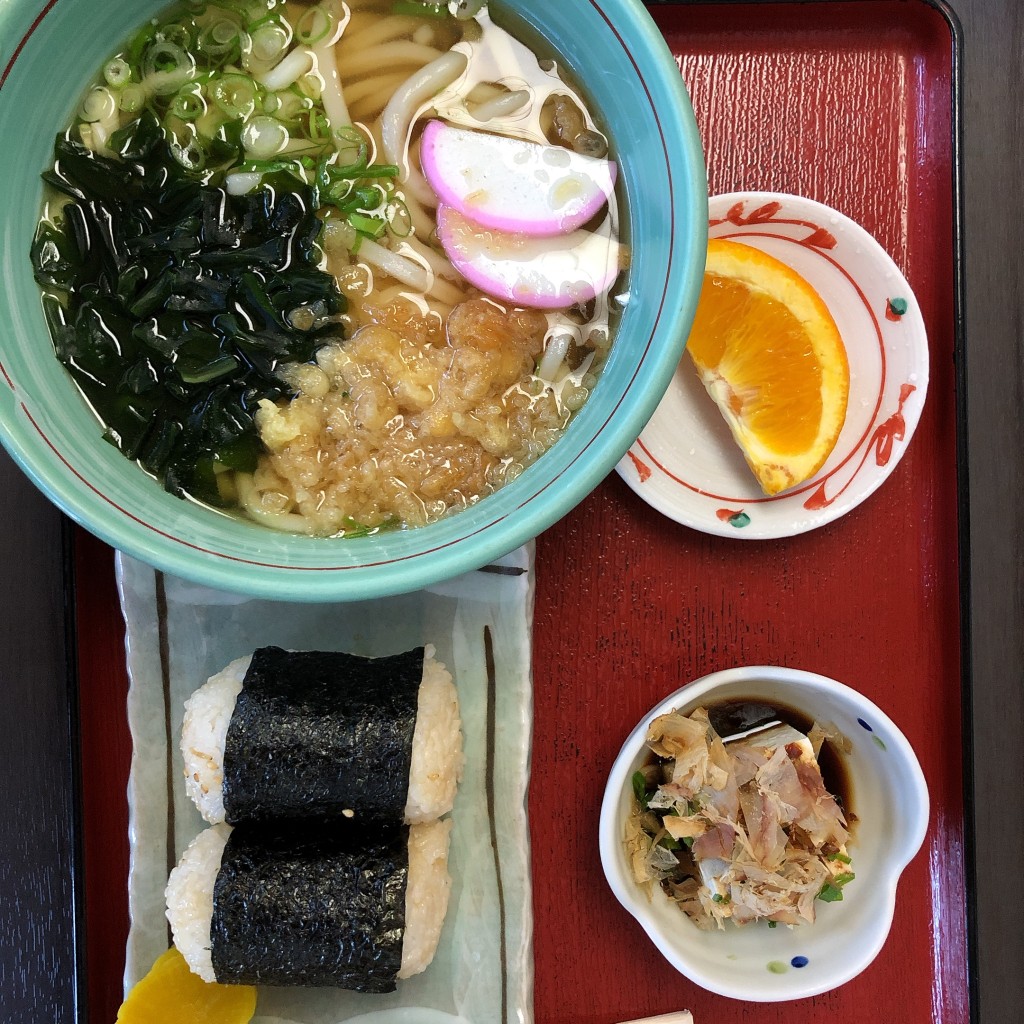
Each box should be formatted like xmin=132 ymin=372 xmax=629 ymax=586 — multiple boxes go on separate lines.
xmin=165 ymin=819 xmax=453 ymax=990
xmin=181 ymin=646 xmax=462 ymax=826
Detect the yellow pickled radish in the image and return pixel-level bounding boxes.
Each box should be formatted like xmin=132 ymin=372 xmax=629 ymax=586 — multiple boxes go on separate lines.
xmin=115 ymin=947 xmax=256 ymax=1024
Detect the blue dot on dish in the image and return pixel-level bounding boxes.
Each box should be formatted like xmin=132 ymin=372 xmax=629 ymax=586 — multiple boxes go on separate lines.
xmin=857 ymin=718 xmax=873 ymax=731
xmin=791 ymin=956 xmax=809 ymax=969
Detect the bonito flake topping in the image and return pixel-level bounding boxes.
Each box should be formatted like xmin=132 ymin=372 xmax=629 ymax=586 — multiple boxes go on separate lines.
xmin=625 ymin=706 xmax=854 ymax=929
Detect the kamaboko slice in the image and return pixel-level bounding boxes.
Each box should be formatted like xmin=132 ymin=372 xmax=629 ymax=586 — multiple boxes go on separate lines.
xmin=435 ymin=204 xmax=621 ymax=309
xmin=420 ymin=119 xmax=616 ymax=236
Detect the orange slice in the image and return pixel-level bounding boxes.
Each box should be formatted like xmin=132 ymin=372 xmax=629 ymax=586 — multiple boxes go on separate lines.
xmin=116 ymin=947 xmax=256 ymax=1024
xmin=685 ymin=238 xmax=850 ymax=496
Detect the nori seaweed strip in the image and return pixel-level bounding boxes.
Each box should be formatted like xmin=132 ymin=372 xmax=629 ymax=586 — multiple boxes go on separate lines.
xmin=222 ymin=646 xmax=424 ymax=824
xmin=211 ymin=822 xmax=408 ymax=991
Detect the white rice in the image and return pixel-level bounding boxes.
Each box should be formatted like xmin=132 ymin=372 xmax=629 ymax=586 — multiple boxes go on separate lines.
xmin=181 ymin=656 xmax=249 ymax=824
xmin=164 ymin=823 xmax=229 ymax=983
xmin=398 ymin=818 xmax=453 ymax=979
xmin=406 ymin=651 xmax=464 ymax=824
xmin=180 ymin=649 xmax=463 ymax=825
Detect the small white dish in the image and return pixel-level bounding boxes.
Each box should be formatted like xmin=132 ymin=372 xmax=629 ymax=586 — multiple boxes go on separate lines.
xmin=616 ymin=191 xmax=929 ymax=538
xmin=599 ymin=666 xmax=929 ymax=1003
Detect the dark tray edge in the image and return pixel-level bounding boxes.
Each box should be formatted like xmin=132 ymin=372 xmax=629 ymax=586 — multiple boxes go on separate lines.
xmin=64 ymin=517 xmax=90 ymax=1024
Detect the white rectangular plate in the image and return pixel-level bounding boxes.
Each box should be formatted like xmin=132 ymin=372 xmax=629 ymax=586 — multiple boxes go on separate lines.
xmin=117 ymin=546 xmax=535 ymax=1024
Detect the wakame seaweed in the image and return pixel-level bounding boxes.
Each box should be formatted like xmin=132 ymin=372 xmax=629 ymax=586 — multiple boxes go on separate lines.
xmin=222 ymin=646 xmax=425 ymax=825
xmin=211 ymin=821 xmax=408 ymax=991
xmin=31 ymin=116 xmax=345 ymax=505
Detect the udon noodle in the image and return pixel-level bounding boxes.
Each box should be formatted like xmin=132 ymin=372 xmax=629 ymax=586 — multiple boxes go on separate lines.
xmin=34 ymin=0 xmax=627 ymax=536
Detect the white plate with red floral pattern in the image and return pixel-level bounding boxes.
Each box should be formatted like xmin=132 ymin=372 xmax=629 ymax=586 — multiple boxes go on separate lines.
xmin=616 ymin=191 xmax=928 ymax=539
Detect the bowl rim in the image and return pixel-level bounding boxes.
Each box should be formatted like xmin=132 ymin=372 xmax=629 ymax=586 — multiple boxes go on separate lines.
xmin=0 ymin=0 xmax=708 ymax=602
xmin=598 ymin=664 xmax=931 ymax=1002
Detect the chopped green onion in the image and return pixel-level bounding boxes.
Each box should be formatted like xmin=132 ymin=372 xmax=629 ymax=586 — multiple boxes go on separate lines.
xmin=119 ymin=84 xmax=148 ymax=114
xmin=241 ymin=115 xmax=289 ymax=158
xmin=225 ymin=170 xmax=263 ymax=195
xmin=104 ymin=58 xmax=132 ymax=89
xmin=198 ymin=18 xmax=245 ymax=60
xmin=295 ymin=6 xmax=333 ymax=44
xmin=210 ymin=73 xmax=259 ymax=118
xmin=324 ymin=179 xmax=354 ymax=207
xmin=392 ymin=0 xmax=448 ymax=16
xmin=387 ymin=197 xmax=412 ymax=237
xmin=363 ymin=163 xmax=400 ymax=179
xmin=307 ymin=109 xmax=332 ymax=143
xmin=631 ymin=771 xmax=648 ymax=806
xmin=238 ymin=157 xmax=299 ymax=173
xmin=250 ymin=21 xmax=291 ymax=63
xmin=711 ymin=893 xmax=730 ymax=904
xmin=658 ymin=835 xmax=681 ymax=851
xmin=159 ymin=23 xmax=195 ymax=52
xmin=79 ymin=86 xmax=118 ymax=124
xmin=127 ymin=20 xmax=160 ymax=69
xmin=351 ymin=185 xmax=386 ymax=209
xmin=349 ymin=213 xmax=386 ymax=238
xmin=275 ymin=87 xmax=313 ymax=123
xmin=331 ymin=127 xmax=368 ymax=172
xmin=832 ymin=871 xmax=856 ymax=887
xmin=236 ymin=0 xmax=274 ymax=24
xmin=767 ymin=920 xmax=778 ymax=928
xmin=817 ymin=882 xmax=845 ymax=903
xmin=193 ymin=106 xmax=229 ymax=140
xmin=168 ymin=130 xmax=207 ymax=170
xmin=827 ymin=852 xmax=853 ymax=864
xmin=143 ymin=40 xmax=191 ymax=76
xmin=339 ymin=515 xmax=399 ymax=538
xmin=172 ymin=83 xmax=207 ymax=121
xmin=245 ymin=10 xmax=277 ymax=31
xmin=142 ymin=41 xmax=197 ymax=95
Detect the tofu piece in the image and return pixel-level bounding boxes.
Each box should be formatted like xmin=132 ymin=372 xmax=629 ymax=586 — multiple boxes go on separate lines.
xmin=726 ymin=722 xmax=816 ymax=763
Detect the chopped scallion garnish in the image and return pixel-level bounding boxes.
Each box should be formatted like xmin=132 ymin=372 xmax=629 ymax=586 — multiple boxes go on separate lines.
xmin=817 ymin=882 xmax=844 ymax=903
xmin=349 ymin=213 xmax=387 ymax=239
xmin=295 ymin=5 xmax=333 ymax=44
xmin=104 ymin=58 xmax=132 ymax=89
xmin=631 ymin=770 xmax=648 ymax=806
xmin=392 ymin=0 xmax=448 ymax=16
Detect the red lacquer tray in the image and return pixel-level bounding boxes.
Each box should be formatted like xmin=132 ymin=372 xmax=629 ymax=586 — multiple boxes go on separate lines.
xmin=74 ymin=1 xmax=968 ymax=1021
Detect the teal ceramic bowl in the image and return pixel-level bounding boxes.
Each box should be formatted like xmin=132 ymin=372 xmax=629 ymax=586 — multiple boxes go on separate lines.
xmin=0 ymin=0 xmax=706 ymax=601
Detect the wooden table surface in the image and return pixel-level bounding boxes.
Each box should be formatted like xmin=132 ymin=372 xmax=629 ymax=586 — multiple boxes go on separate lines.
xmin=1 ymin=0 xmax=1021 ymax=1021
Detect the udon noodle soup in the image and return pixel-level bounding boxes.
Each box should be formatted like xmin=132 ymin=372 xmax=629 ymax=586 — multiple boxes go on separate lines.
xmin=32 ymin=0 xmax=627 ymax=536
